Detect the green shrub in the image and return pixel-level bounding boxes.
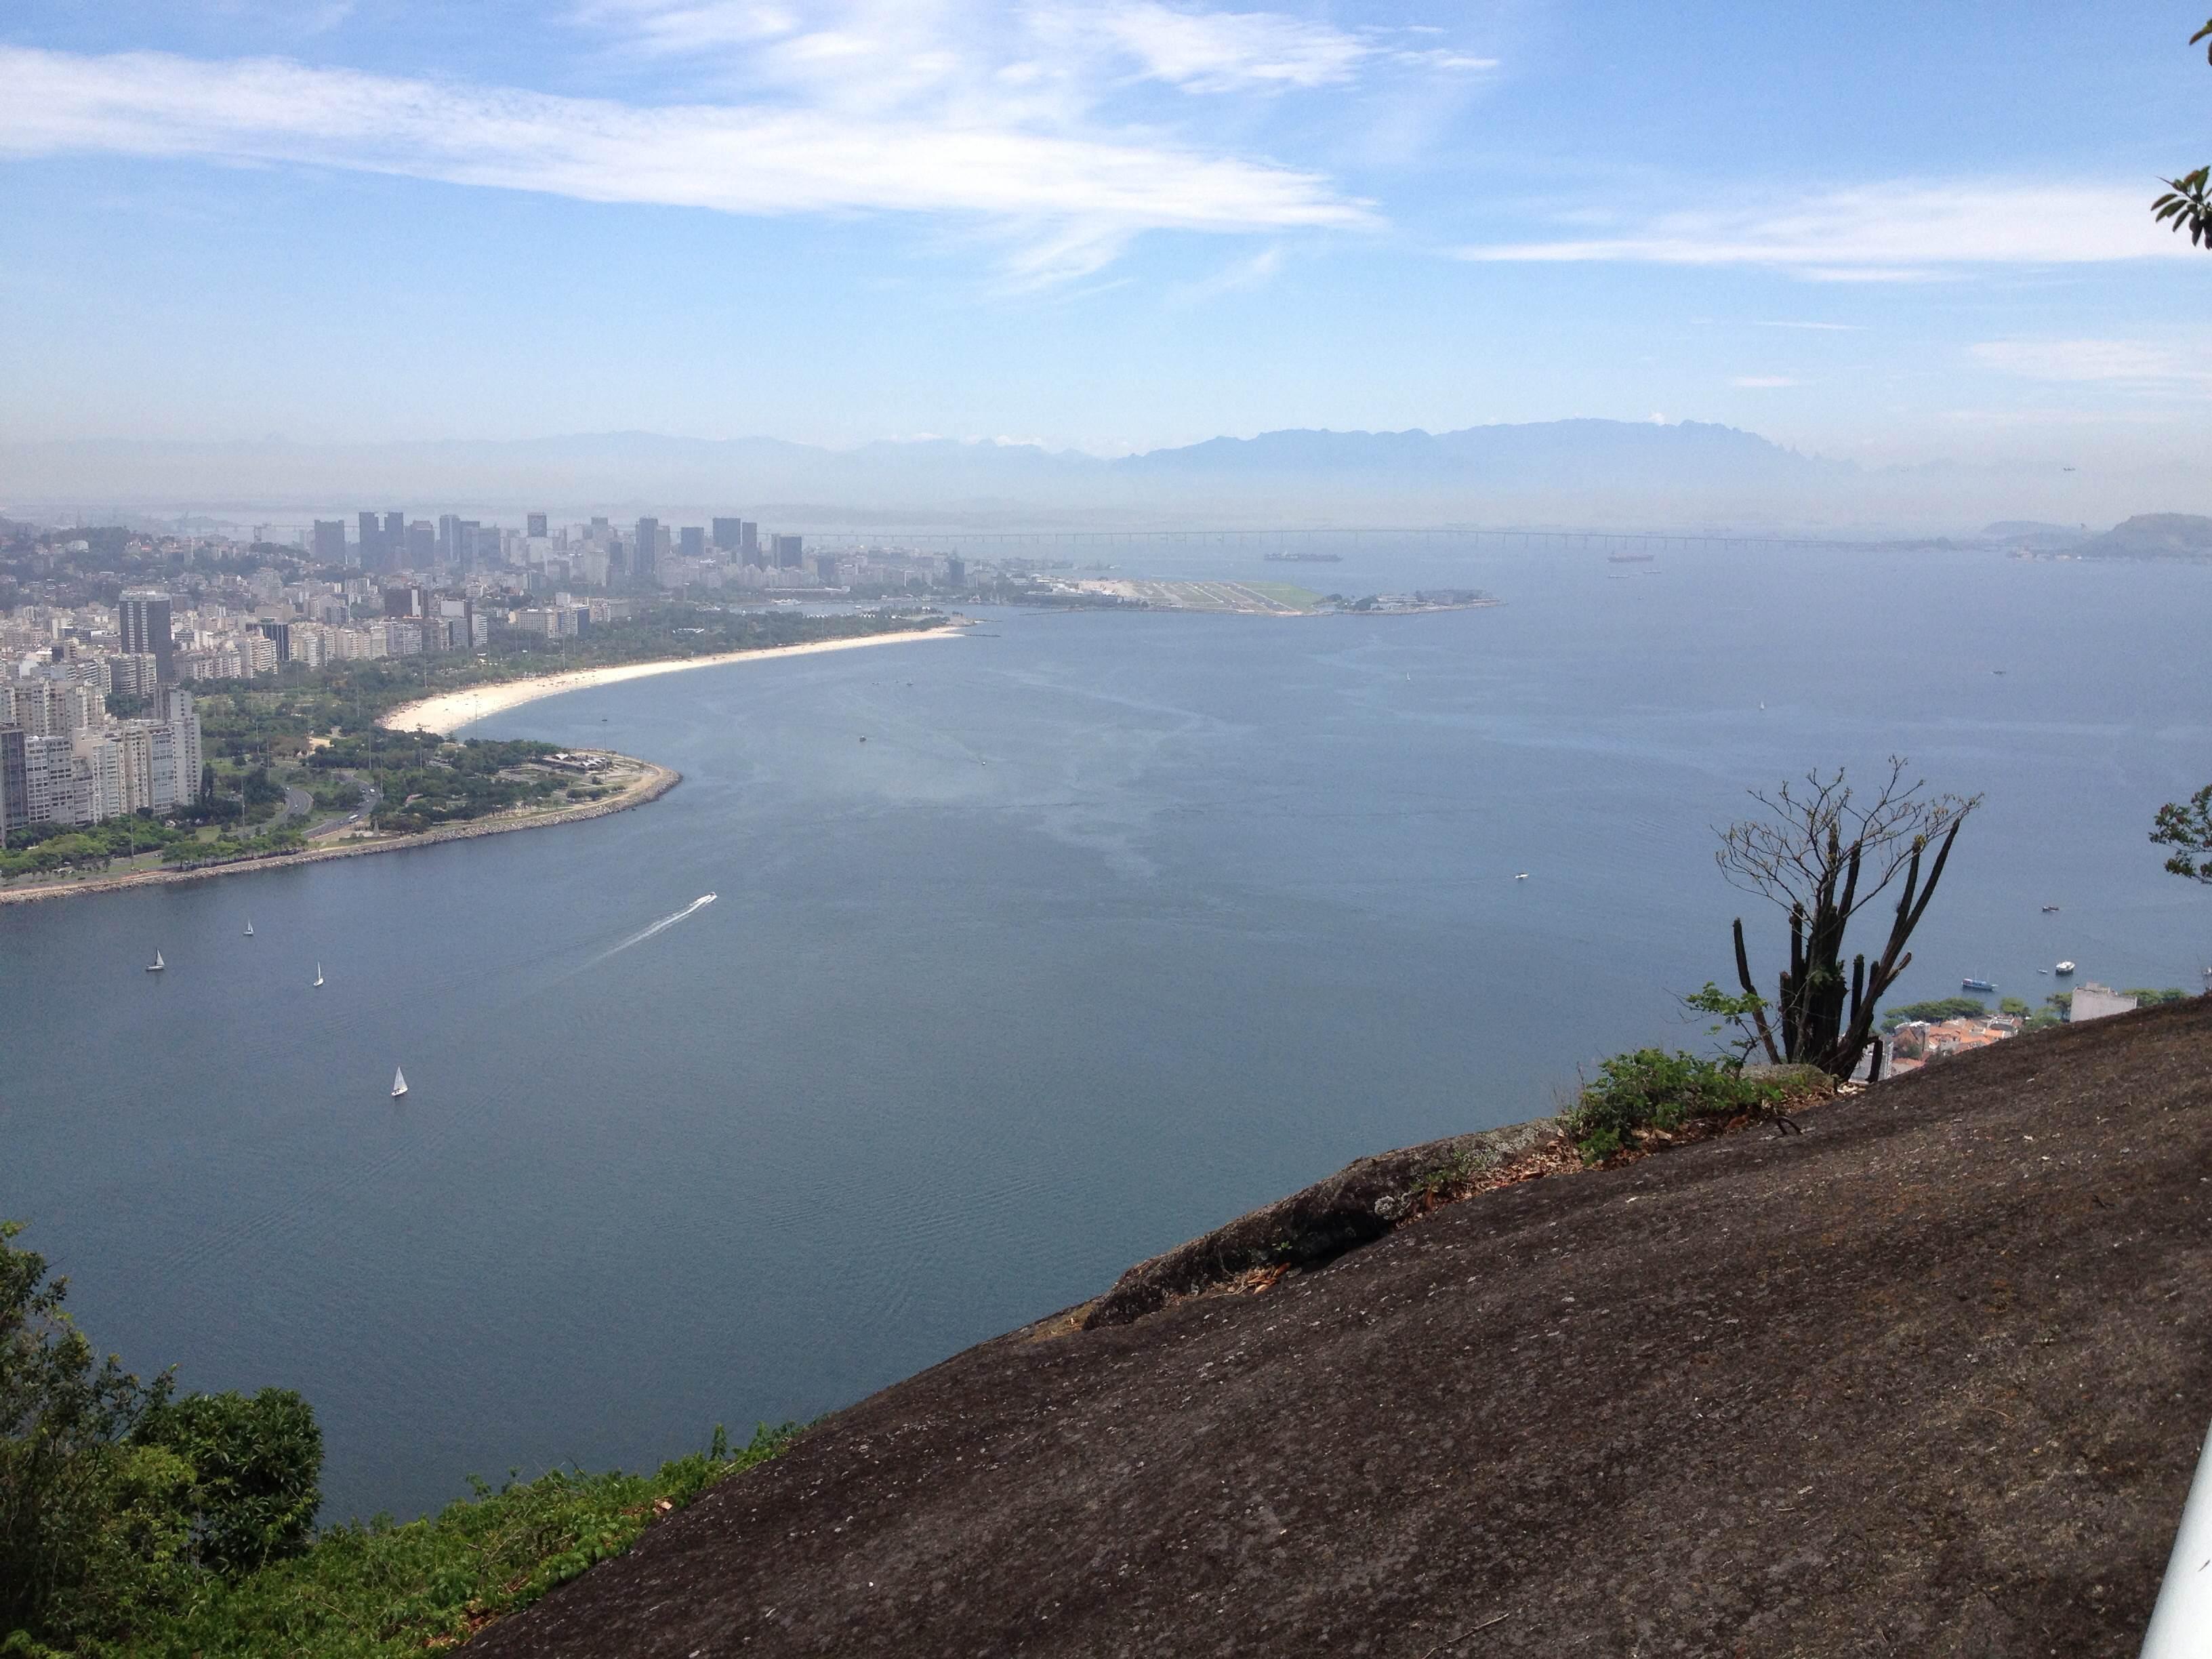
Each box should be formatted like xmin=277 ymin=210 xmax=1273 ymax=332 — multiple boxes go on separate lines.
xmin=0 ymin=1221 xmax=188 ymax=1650
xmin=140 ymin=1423 xmax=794 ymax=1658
xmin=1564 ymin=1049 xmax=1784 ymax=1164
xmin=138 ymin=1389 xmax=321 ymax=1576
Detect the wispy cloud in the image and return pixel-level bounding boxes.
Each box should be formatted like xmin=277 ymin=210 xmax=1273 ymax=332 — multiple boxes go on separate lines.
xmin=1458 ymin=182 xmax=2192 ymax=279
xmin=1167 ymin=243 xmax=1282 ymax=304
xmin=1033 ymin=2 xmax=1370 ymax=91
xmin=0 ymin=43 xmax=1376 ymax=283
xmin=1972 ymin=337 xmax=2212 ymax=392
xmin=1753 ymin=320 xmax=1864 ymax=331
xmin=1729 ymin=375 xmax=1799 ymax=388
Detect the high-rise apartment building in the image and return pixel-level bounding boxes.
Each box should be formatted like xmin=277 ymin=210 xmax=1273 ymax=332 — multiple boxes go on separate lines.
xmin=0 ymin=729 xmax=26 ymax=836
xmin=634 ymin=518 xmax=659 ymax=585
xmin=118 ymin=591 xmax=175 ymax=684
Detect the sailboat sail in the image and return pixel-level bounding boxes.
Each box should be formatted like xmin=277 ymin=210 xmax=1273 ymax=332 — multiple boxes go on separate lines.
xmin=313 ymin=964 xmax=324 ymax=987
xmin=390 ymin=1067 xmax=408 ymax=1097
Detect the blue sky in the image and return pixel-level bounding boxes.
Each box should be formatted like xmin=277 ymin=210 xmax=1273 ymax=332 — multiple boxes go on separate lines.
xmin=1 ymin=1 xmax=2207 ymax=466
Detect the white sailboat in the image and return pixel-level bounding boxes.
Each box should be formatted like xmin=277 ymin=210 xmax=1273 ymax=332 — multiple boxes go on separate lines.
xmin=390 ymin=1067 xmax=408 ymax=1099
xmin=146 ymin=950 xmax=165 ymax=973
xmin=244 ymin=918 xmax=253 ymax=937
xmin=312 ymin=964 xmax=324 ymax=988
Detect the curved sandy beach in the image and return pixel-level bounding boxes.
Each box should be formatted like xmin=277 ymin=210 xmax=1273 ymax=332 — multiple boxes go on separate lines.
xmin=380 ymin=625 xmax=968 ymax=736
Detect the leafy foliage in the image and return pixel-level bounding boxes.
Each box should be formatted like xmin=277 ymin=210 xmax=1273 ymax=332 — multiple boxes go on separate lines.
xmin=139 ymin=1425 xmax=792 ymax=1658
xmin=1 ymin=1219 xmax=184 ymax=1649
xmin=2121 ymin=987 xmax=2194 ymax=1007
xmin=2150 ymin=783 xmax=2212 ymax=880
xmin=1 ymin=1221 xmax=793 ymax=1656
xmin=1562 ymin=1050 xmax=1784 ymax=1164
xmin=2153 ymin=21 xmax=2212 ymax=247
xmin=137 ymin=1391 xmax=321 ymax=1576
xmin=1879 ymin=996 xmax=1991 ymax=1032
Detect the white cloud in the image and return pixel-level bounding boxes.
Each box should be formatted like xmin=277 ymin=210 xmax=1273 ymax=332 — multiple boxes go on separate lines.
xmin=1458 ymin=182 xmax=2194 ymax=277
xmin=0 ymin=45 xmax=1374 ymax=283
xmin=1168 ymin=243 xmax=1283 ymax=304
xmin=1729 ymin=375 xmax=1799 ymax=388
xmin=1032 ymin=2 xmax=1373 ymax=92
xmin=1972 ymin=338 xmax=2212 ymax=391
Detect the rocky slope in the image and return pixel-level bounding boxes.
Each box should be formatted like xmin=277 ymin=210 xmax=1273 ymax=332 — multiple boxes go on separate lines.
xmin=475 ymin=999 xmax=2212 ymax=1656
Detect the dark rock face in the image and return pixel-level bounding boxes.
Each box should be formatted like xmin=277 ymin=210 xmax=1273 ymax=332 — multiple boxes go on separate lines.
xmin=1084 ymin=1118 xmax=1563 ymax=1328
xmin=474 ymin=999 xmax=2212 ymax=1658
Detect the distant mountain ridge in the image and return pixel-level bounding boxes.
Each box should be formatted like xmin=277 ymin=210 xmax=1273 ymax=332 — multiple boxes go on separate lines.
xmin=9 ymin=422 xmax=2200 ymax=532
xmin=0 ymin=419 xmax=1847 ymax=523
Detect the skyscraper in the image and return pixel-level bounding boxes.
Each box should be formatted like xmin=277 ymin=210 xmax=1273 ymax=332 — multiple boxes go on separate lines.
xmin=773 ymin=533 xmax=804 ymax=569
xmin=358 ymin=511 xmax=384 ymax=570
xmin=527 ymin=512 xmax=549 ymax=538
xmin=635 ymin=518 xmax=659 ymax=586
xmin=383 ymin=511 xmax=405 ymax=551
xmin=408 ymin=520 xmax=436 ymax=565
xmin=438 ymin=514 xmax=462 ymax=564
xmin=118 ymin=591 xmax=175 ymax=684
xmin=712 ymin=517 xmax=743 ymax=552
xmin=313 ymin=520 xmax=346 ymax=562
xmin=680 ymin=526 xmax=705 ymax=560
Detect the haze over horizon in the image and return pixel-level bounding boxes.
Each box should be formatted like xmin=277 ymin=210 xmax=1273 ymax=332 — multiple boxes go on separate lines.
xmin=3 ymin=0 xmax=2209 ymax=510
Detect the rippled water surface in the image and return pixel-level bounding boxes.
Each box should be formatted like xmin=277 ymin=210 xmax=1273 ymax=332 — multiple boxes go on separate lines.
xmin=5 ymin=538 xmax=2207 ymax=1519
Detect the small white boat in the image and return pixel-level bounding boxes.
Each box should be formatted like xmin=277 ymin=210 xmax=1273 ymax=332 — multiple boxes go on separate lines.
xmin=2055 ymin=960 xmax=2076 ymax=975
xmin=2041 ymin=904 xmax=2060 ymax=914
xmin=244 ymin=919 xmax=253 ymax=937
xmin=390 ymin=1067 xmax=408 ymax=1099
xmin=312 ymin=964 xmax=324 ymax=988
xmin=146 ymin=951 xmax=165 ymax=973
xmin=1515 ymin=872 xmax=1530 ymax=880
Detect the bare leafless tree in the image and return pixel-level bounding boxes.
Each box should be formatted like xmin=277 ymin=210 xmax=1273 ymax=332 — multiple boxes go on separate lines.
xmin=1719 ymin=758 xmax=1979 ymax=1080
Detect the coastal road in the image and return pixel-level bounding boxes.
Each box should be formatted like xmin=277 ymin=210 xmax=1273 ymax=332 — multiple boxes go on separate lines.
xmin=304 ymin=777 xmax=382 ymax=839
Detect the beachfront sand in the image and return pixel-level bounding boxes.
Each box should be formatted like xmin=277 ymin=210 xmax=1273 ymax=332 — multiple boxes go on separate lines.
xmin=380 ymin=626 xmax=968 ymax=736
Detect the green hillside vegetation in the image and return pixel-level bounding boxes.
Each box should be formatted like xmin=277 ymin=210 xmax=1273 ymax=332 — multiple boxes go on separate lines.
xmin=1879 ymin=996 xmax=1990 ymax=1031
xmin=0 ymin=1222 xmax=790 ymax=1658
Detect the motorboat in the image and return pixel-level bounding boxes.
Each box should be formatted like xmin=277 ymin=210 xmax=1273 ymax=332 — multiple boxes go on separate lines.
xmin=1962 ymin=977 xmax=1996 ymax=993
xmin=2055 ymin=961 xmax=2076 ymax=976
xmin=2041 ymin=905 xmax=2060 ymax=914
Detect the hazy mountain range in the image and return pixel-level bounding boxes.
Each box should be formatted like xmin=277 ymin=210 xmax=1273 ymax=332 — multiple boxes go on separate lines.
xmin=0 ymin=421 xmax=2192 ymax=535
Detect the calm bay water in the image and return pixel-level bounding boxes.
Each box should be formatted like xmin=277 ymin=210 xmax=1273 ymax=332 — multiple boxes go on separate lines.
xmin=4 ymin=537 xmax=2208 ymax=1520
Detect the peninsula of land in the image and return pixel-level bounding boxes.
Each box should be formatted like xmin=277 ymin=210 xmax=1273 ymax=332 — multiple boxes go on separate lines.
xmin=0 ymin=750 xmax=677 ymax=904
xmin=380 ymin=624 xmax=971 ymax=736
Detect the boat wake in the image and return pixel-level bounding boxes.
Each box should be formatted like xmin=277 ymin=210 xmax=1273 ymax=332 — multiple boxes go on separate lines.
xmin=586 ymin=894 xmax=717 ymax=967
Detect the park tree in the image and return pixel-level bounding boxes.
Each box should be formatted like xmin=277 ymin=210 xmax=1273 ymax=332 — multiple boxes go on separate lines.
xmin=1704 ymin=759 xmax=1978 ymax=1081
xmin=2152 ymin=20 xmax=2212 ymax=245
